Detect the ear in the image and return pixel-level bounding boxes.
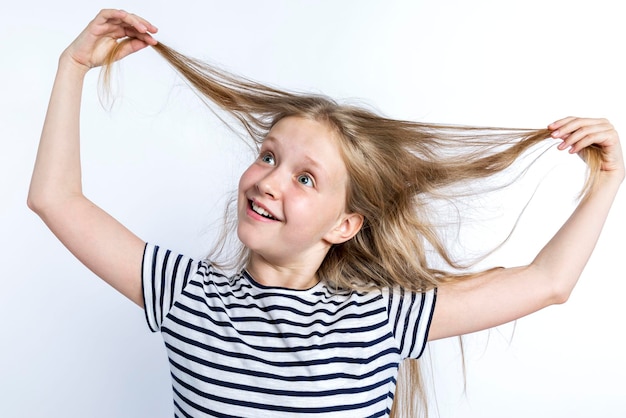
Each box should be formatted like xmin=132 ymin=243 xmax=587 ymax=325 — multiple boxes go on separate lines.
xmin=324 ymin=212 xmax=364 ymax=245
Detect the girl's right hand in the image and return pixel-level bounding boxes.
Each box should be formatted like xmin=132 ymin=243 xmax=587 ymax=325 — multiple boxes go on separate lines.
xmin=62 ymin=9 xmax=158 ymax=72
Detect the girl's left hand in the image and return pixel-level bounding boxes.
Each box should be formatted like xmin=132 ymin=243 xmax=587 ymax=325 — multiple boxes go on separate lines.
xmin=549 ymin=117 xmax=625 ymax=182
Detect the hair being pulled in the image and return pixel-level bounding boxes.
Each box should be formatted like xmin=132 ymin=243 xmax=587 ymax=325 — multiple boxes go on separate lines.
xmin=102 ymin=39 xmax=603 ymax=418
xmin=105 ymin=41 xmax=601 ymax=289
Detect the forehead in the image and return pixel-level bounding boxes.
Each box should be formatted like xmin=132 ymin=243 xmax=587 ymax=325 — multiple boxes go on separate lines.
xmin=264 ymin=116 xmax=346 ymax=172
xmin=267 ymin=115 xmax=336 ymax=143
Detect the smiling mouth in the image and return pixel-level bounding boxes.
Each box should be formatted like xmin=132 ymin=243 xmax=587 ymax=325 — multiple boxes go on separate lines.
xmin=250 ymin=200 xmax=277 ymax=220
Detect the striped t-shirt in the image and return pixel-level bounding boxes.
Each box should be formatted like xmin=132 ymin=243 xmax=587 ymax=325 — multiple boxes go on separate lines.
xmin=142 ymin=243 xmax=436 ymax=418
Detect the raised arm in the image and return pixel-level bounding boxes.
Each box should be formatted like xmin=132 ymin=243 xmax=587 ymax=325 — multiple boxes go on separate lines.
xmin=27 ymin=10 xmax=158 ymax=306
xmin=429 ymin=117 xmax=624 ymax=341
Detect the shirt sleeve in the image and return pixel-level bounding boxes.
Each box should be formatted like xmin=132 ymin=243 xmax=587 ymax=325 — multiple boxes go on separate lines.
xmin=141 ymin=243 xmax=198 ymax=332
xmin=385 ymin=287 xmax=437 ymax=359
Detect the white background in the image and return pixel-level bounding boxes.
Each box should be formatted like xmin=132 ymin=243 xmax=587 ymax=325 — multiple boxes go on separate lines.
xmin=1 ymin=1 xmax=624 ymax=417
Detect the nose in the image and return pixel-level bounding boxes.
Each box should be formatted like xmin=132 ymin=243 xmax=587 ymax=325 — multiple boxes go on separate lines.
xmin=255 ymin=169 xmax=283 ymax=199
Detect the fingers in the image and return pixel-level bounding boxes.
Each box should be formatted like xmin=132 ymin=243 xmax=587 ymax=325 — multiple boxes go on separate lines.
xmin=94 ymin=9 xmax=158 ymax=36
xmin=118 ymin=9 xmax=159 ymax=44
xmin=65 ymin=9 xmax=159 ymax=69
xmin=547 ymin=116 xmax=624 ymax=179
xmin=547 ymin=116 xmax=576 ymax=134
xmin=549 ymin=117 xmax=615 ymax=154
xmin=120 ymin=24 xmax=158 ymax=47
xmin=90 ymin=9 xmax=158 ymax=47
xmin=114 ymin=37 xmax=154 ymax=61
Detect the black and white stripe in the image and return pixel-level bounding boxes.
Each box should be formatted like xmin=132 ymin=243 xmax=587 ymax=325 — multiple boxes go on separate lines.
xmin=142 ymin=244 xmax=436 ymax=418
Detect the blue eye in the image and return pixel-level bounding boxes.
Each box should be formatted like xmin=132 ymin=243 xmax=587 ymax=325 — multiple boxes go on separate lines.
xmin=297 ymin=174 xmax=314 ymax=187
xmin=260 ymin=152 xmax=275 ymax=165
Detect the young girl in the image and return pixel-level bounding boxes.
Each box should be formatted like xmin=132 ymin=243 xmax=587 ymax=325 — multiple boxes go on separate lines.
xmin=28 ymin=9 xmax=624 ymax=418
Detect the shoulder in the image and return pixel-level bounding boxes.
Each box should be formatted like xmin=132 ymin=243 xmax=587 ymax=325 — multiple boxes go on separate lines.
xmin=384 ymin=286 xmax=437 ymax=324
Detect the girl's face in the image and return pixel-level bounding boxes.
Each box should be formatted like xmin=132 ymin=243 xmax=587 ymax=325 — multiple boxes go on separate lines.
xmin=237 ymin=116 xmax=360 ymax=269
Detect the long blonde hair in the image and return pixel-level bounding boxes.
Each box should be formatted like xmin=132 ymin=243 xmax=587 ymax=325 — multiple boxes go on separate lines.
xmin=104 ymin=40 xmax=602 ymax=417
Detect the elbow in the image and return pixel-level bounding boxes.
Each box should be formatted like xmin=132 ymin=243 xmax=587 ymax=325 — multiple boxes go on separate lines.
xmin=27 ymin=188 xmax=78 ymax=218
xmin=529 ymin=264 xmax=575 ymax=307
xmin=547 ymin=272 xmax=577 ymax=306
xmin=27 ymin=191 xmax=43 ymax=215
xmin=550 ymin=285 xmax=573 ymax=305
xmin=27 ymin=188 xmax=52 ymax=216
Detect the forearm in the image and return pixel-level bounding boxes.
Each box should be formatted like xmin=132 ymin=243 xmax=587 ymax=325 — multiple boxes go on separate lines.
xmin=531 ymin=174 xmax=622 ymax=301
xmin=28 ymin=53 xmax=90 ymax=212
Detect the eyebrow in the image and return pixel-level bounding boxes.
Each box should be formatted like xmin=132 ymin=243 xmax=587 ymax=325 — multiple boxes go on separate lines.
xmin=263 ymin=136 xmax=327 ymax=175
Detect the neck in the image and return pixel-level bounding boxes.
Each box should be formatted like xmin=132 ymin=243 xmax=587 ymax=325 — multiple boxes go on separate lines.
xmin=246 ymin=253 xmax=321 ymax=290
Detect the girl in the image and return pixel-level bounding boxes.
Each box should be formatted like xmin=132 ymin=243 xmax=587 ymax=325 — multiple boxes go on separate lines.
xmin=28 ymin=9 xmax=624 ymax=418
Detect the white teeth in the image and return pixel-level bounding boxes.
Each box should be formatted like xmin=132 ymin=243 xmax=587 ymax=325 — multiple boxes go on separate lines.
xmin=251 ymin=201 xmax=276 ymax=219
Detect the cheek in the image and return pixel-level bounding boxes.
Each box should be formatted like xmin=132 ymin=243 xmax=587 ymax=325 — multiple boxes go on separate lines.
xmin=237 ymin=167 xmax=254 ymax=211
xmin=289 ymin=195 xmax=340 ymax=230
xmin=238 ymin=165 xmax=258 ymax=192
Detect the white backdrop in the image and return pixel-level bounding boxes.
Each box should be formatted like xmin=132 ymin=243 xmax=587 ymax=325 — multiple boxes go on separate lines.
xmin=1 ymin=1 xmax=624 ymax=417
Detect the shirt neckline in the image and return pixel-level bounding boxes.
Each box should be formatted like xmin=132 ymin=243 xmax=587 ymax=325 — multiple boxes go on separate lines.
xmin=242 ymin=269 xmax=323 ymax=293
